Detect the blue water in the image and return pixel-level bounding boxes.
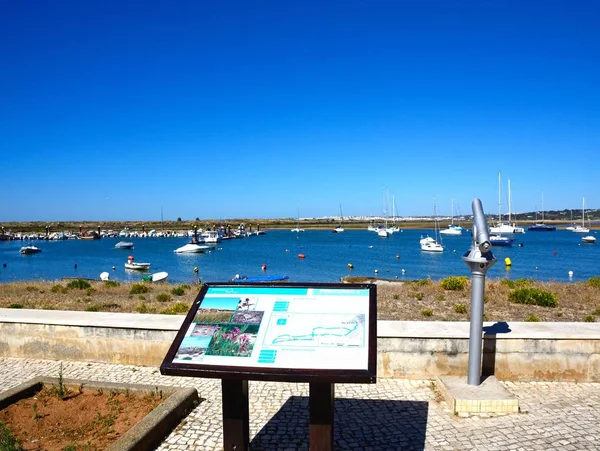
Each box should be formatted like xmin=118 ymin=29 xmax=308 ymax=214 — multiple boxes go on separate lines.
xmin=0 ymin=229 xmax=598 ymax=284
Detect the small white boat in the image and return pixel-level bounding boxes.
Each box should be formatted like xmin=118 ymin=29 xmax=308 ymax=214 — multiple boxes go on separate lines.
xmin=142 ymin=271 xmax=169 ymax=282
xmin=420 ymin=240 xmax=444 ymax=252
xmin=115 ymin=241 xmax=134 ymax=249
xmin=377 ymin=228 xmax=388 ymax=238
xmin=125 ymin=256 xmax=150 ymax=270
xmin=125 ymin=262 xmax=151 ymax=270
xmin=439 ymin=225 xmax=463 ymax=236
xmin=174 ymin=243 xmax=212 ymax=253
xmin=581 ymin=235 xmax=596 ymax=244
xmin=20 ymin=245 xmax=41 ymax=254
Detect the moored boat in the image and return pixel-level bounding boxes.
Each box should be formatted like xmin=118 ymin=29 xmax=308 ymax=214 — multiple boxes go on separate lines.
xmin=20 ymin=245 xmax=42 ymax=254
xmin=124 ymin=256 xmax=150 ymax=270
xmin=115 ymin=241 xmax=134 ymax=249
xmin=174 ymin=243 xmax=212 ymax=253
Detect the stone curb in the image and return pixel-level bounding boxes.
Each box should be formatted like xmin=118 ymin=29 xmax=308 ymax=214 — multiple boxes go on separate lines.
xmin=0 ymin=376 xmax=200 ymax=451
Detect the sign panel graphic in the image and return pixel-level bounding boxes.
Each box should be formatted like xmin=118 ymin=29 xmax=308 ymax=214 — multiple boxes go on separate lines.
xmin=161 ymin=283 xmax=377 ymax=383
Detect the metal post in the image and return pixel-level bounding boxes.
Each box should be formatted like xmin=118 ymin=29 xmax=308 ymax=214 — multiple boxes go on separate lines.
xmin=463 ymin=198 xmax=496 ymax=386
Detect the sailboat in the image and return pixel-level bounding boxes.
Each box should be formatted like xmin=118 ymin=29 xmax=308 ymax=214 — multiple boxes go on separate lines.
xmin=528 ymin=190 xmax=556 ymax=231
xmin=420 ymin=200 xmax=444 ymax=252
xmin=489 ymin=173 xmax=513 ymax=247
xmin=572 ymin=198 xmax=590 ymax=233
xmin=490 ymin=178 xmax=525 ymax=234
xmin=440 ymin=199 xmax=463 ymax=236
xmin=332 ymin=204 xmax=344 ymax=233
xmin=291 ymin=208 xmax=305 ymax=232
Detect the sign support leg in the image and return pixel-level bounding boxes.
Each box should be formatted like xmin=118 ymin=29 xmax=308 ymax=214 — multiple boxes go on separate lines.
xmin=222 ymin=379 xmax=249 ymax=451
xmin=309 ymin=382 xmax=335 ymax=451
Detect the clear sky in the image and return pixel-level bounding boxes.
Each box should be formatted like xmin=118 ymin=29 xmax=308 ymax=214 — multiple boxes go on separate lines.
xmin=1 ymin=1 xmax=598 ymax=221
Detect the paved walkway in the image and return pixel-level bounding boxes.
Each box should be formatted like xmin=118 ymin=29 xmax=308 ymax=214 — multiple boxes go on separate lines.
xmin=1 ymin=358 xmax=599 ymax=450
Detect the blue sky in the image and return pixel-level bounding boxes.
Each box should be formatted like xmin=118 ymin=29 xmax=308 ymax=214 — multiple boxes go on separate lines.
xmin=1 ymin=1 xmax=598 ymax=221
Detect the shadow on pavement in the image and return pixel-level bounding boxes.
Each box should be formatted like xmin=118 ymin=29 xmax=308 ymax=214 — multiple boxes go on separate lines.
xmin=251 ymin=396 xmax=428 ymax=450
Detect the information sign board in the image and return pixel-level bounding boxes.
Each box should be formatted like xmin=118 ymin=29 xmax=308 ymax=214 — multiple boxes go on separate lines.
xmin=160 ymin=282 xmax=377 ymax=383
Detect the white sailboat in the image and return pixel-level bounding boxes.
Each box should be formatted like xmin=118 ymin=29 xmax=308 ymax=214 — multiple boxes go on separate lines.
xmin=490 ymin=176 xmax=525 ymax=234
xmin=440 ymin=199 xmax=463 ymax=236
xmin=572 ymin=198 xmax=590 ymax=233
xmin=421 ymin=200 xmax=444 ymax=252
xmin=333 ymin=204 xmax=344 ymax=233
xmin=291 ymin=207 xmax=305 ymax=232
xmin=489 ymin=172 xmax=514 ymax=247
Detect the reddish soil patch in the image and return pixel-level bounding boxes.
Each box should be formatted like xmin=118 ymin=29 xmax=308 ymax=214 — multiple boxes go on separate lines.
xmin=0 ymin=385 xmax=163 ymax=450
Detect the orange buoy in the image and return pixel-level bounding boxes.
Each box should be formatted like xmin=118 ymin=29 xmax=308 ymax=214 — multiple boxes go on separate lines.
xmin=298 ymin=254 xmax=305 ymax=259
xmin=128 ymin=255 xmax=134 ymax=261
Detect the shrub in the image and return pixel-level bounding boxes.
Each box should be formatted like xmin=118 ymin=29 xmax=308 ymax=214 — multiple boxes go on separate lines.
xmin=587 ymin=277 xmax=600 ymax=289
xmin=436 ymin=294 xmax=445 ymax=301
xmin=524 ymin=315 xmax=541 ymax=322
xmin=25 ymin=285 xmax=38 ymax=292
xmin=104 ymin=280 xmax=120 ymax=288
xmin=583 ymin=315 xmax=595 ymax=322
xmin=594 ymin=308 xmax=600 ymax=316
xmin=453 ymin=304 xmax=467 ymax=314
xmin=136 ymin=303 xmax=156 ymax=314
xmin=0 ymin=421 xmax=24 ymax=451
xmin=420 ymin=309 xmax=433 ymax=317
xmin=156 ymin=293 xmax=172 ymax=303
xmin=415 ymin=292 xmax=424 ymax=300
xmin=51 ymin=284 xmax=67 ymax=294
xmin=86 ymin=288 xmax=96 ymax=296
xmin=138 ymin=295 xmax=146 ymax=300
xmin=410 ymin=279 xmax=431 ymax=287
xmin=508 ymin=288 xmax=558 ymax=308
xmin=171 ymin=286 xmax=186 ymax=296
xmin=66 ymin=279 xmax=91 ymax=290
xmin=130 ymin=284 xmax=151 ymax=295
xmin=501 ymin=278 xmax=533 ymax=289
xmin=162 ymin=302 xmax=189 ymax=315
xmin=180 ymin=284 xmax=191 ymax=290
xmin=392 ymin=293 xmax=400 ymax=300
xmin=440 ymin=276 xmax=468 ymax=291
xmin=85 ymin=305 xmax=100 ymax=312
xmin=8 ymin=303 xmax=23 ymax=309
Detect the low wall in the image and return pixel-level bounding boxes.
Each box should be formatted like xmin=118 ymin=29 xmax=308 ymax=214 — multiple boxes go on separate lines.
xmin=1 ymin=309 xmax=599 ymax=382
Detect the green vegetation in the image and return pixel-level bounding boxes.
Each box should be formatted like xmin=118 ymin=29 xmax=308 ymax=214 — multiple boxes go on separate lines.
xmin=171 ymin=286 xmax=186 ymax=296
xmin=8 ymin=303 xmax=23 ymax=309
xmin=129 ymin=284 xmax=151 ymax=295
xmin=420 ymin=309 xmax=433 ymax=317
xmin=156 ymin=293 xmax=172 ymax=303
xmin=453 ymin=304 xmax=467 ymax=314
xmin=51 ymin=284 xmax=67 ymax=294
xmin=500 ymin=278 xmax=533 ymax=289
xmin=66 ymin=279 xmax=92 ymax=290
xmin=104 ymin=280 xmax=120 ymax=288
xmin=162 ymin=302 xmax=189 ymax=315
xmin=409 ymin=279 xmax=432 ymax=287
xmin=583 ymin=315 xmax=595 ymax=322
xmin=85 ymin=305 xmax=101 ymax=312
xmin=587 ymin=277 xmax=600 ymax=289
xmin=86 ymin=288 xmax=96 ymax=296
xmin=25 ymin=285 xmax=38 ymax=292
xmin=440 ymin=276 xmax=468 ymax=291
xmin=508 ymin=287 xmax=558 ymax=308
xmin=136 ymin=303 xmax=157 ymax=314
xmin=0 ymin=421 xmax=24 ymax=451
xmin=524 ymin=315 xmax=541 ymax=322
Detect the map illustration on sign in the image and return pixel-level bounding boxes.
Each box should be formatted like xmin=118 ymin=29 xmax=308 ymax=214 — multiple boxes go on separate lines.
xmin=265 ymin=314 xmax=365 ymax=347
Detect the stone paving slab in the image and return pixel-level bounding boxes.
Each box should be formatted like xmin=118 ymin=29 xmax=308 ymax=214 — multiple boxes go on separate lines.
xmin=1 ymin=358 xmax=599 ymax=450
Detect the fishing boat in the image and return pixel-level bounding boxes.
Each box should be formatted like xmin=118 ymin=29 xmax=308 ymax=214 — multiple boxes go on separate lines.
xmin=115 ymin=241 xmax=134 ymax=249
xmin=20 ymin=245 xmax=42 ymax=254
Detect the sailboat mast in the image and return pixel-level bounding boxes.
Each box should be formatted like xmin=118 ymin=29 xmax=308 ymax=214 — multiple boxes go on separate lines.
xmin=498 ymin=172 xmax=501 ymax=223
xmin=508 ymin=180 xmax=512 ymax=223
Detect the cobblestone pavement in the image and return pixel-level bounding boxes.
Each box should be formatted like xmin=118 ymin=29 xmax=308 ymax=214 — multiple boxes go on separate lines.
xmin=1 ymin=358 xmax=599 ymax=450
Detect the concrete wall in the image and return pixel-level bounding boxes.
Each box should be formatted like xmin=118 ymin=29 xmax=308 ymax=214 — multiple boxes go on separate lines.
xmin=1 ymin=309 xmax=599 ymax=381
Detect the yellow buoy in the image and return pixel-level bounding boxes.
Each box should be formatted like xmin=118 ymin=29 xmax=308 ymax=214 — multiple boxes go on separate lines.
xmin=347 ymin=263 xmax=354 ymax=269
xmin=504 ymin=257 xmax=512 ymax=267
xmin=193 ymin=267 xmax=199 ymax=273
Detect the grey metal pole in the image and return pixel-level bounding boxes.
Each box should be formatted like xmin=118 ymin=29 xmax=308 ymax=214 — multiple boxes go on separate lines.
xmin=467 ymin=272 xmax=486 ymax=385
xmin=463 ymin=198 xmax=496 ymax=386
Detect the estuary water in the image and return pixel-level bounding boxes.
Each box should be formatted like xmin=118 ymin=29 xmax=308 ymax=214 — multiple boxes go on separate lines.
xmin=0 ymin=229 xmax=598 ymax=285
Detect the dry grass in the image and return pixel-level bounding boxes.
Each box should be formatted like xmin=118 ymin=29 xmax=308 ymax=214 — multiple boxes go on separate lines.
xmin=1 ymin=278 xmax=599 ymax=322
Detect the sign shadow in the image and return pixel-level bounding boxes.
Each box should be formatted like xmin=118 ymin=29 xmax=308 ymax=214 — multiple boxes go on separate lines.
xmin=250 ymin=396 xmax=428 ymax=450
